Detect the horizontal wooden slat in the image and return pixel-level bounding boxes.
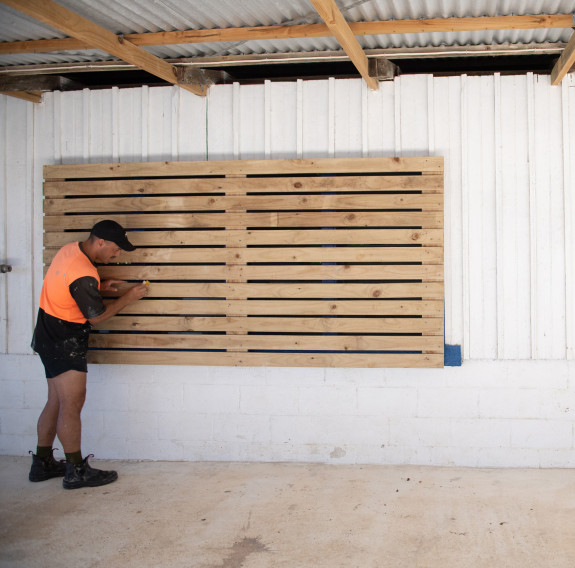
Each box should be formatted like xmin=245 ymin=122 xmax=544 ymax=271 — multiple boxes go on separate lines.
xmin=44 ymin=157 xmax=444 ymax=179
xmin=97 ymin=264 xmax=444 ymax=282
xmin=89 ymin=333 xmax=444 ymax=353
xmin=44 ymin=174 xmax=443 ymax=197
xmin=43 ymin=228 xmax=444 ymax=247
xmin=96 ymin=315 xmax=444 ymax=334
xmin=87 ymin=350 xmax=444 ymax=368
xmin=104 ymin=281 xmax=444 ymax=299
xmin=44 ymin=193 xmax=443 ymax=213
xmin=276 ymin=211 xmax=442 ymax=228
xmin=95 ymin=299 xmax=444 ymax=317
xmin=44 ymin=246 xmax=444 ymax=265
xmin=42 ymin=210 xmax=443 ymax=229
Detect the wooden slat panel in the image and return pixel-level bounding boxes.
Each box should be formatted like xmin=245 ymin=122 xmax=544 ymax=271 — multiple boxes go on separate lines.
xmin=87 ymin=350 xmax=445 ymax=368
xmin=44 ymin=193 xmax=443 ymax=213
xmin=95 ymin=299 xmax=444 ymax=316
xmin=44 ymin=174 xmax=443 ymax=197
xmin=97 ymin=264 xmax=444 ymax=282
xmin=43 ymin=156 xmax=444 ymax=368
xmin=95 ymin=315 xmax=444 ymax=335
xmin=44 ymin=156 xmax=444 ymax=179
xmin=45 ymin=246 xmax=444 ymax=265
xmin=89 ymin=333 xmax=444 ymax=352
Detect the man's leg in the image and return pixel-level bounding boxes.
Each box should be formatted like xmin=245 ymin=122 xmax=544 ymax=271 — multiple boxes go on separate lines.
xmin=36 ymin=378 xmax=60 ymax=448
xmin=51 ymin=369 xmax=87 ymax=455
xmin=49 ymin=369 xmax=118 ymax=490
xmin=29 ymin=377 xmax=68 ymax=482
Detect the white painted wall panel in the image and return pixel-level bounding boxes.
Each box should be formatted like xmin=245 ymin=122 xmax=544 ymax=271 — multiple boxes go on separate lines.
xmin=118 ymin=87 xmax=144 ymax=162
xmin=237 ymin=84 xmax=265 ymax=160
xmin=433 ymin=77 xmax=463 ymax=347
xmin=497 ymin=74 xmax=531 ymax=359
xmin=531 ymin=76 xmax=566 ymax=359
xmin=87 ymin=89 xmax=115 ymax=163
xmin=3 ymin=98 xmax=34 ymax=354
xmin=176 ymin=88 xmax=208 ymax=161
xmin=268 ymin=81 xmax=298 ymax=159
xmin=364 ymin=79 xmax=395 ymax=158
xmin=301 ymin=80 xmax=331 ymax=158
xmin=566 ymin=80 xmax=575 ymax=359
xmin=147 ymin=86 xmax=173 ymax=161
xmin=397 ymin=74 xmax=430 ymax=157
xmin=0 ymin=95 xmax=7 ymax=353
xmin=464 ymin=76 xmax=498 ymax=359
xmin=333 ymin=79 xmax=363 ymax=157
xmin=207 ymin=84 xmax=234 ymax=161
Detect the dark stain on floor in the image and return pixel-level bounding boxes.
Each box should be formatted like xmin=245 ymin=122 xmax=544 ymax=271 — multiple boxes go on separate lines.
xmin=218 ymin=537 xmax=269 ymax=568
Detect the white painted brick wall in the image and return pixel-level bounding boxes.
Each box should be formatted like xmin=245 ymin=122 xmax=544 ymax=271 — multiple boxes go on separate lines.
xmin=240 ymin=385 xmax=299 ymax=415
xmin=1 ymin=355 xmax=574 ymax=467
xmin=357 ymin=387 xmax=418 ymax=417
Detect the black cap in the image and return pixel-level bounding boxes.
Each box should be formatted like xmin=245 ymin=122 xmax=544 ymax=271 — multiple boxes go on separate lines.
xmin=91 ymin=220 xmax=136 ymax=251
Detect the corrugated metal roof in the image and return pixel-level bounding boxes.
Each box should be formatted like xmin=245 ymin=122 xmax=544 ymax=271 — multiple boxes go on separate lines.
xmin=0 ymin=0 xmax=573 ymax=69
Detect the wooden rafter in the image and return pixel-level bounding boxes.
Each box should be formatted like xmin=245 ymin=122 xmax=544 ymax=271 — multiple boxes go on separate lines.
xmin=0 ymin=0 xmax=207 ymax=96
xmin=0 ymin=90 xmax=42 ymax=103
xmin=0 ymin=14 xmax=571 ymax=55
xmin=310 ymin=0 xmax=378 ymax=90
xmin=551 ymin=24 xmax=575 ymax=85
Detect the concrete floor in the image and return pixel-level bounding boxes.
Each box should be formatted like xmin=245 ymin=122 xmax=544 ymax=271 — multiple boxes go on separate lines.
xmin=0 ymin=456 xmax=574 ymax=568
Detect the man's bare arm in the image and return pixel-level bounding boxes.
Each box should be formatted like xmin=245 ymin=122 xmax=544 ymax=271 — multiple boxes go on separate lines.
xmin=88 ymin=283 xmax=148 ymax=325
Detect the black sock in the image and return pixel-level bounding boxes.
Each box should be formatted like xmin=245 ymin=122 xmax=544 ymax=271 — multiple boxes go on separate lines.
xmin=36 ymin=446 xmax=53 ymax=458
xmin=65 ymin=451 xmax=83 ymax=465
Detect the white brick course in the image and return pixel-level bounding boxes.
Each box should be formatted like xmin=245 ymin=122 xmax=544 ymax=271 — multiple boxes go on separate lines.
xmin=157 ymin=411 xmax=213 ymax=442
xmin=0 ymin=380 xmax=24 ymax=409
xmin=87 ymin=382 xmax=131 ymax=411
xmin=510 ymin=420 xmax=573 ymax=450
xmin=213 ymin=414 xmax=272 ymax=444
xmin=478 ymin=389 xmax=542 ymax=419
xmin=129 ymin=383 xmax=184 ymax=413
xmin=356 ymin=387 xmax=417 ymax=417
xmin=417 ymin=388 xmax=480 ymax=418
xmin=183 ymin=384 xmax=240 ymax=414
xmin=449 ymin=419 xmax=512 ymax=448
xmin=240 ymin=385 xmax=299 ymax=415
xmin=299 ymin=385 xmax=357 ymax=416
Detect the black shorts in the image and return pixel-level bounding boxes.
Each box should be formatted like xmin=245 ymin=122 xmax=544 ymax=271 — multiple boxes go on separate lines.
xmin=39 ymin=354 xmax=88 ymax=379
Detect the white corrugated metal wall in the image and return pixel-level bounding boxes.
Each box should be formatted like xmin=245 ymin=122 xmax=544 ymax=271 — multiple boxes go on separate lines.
xmin=1 ymin=73 xmax=573 ymax=361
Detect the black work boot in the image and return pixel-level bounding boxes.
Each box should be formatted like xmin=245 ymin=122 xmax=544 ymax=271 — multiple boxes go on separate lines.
xmin=29 ymin=449 xmax=67 ymax=482
xmin=62 ymin=455 xmax=118 ymax=490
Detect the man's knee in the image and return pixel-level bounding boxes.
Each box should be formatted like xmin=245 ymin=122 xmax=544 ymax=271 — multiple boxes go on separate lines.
xmin=52 ymin=370 xmax=87 ymax=409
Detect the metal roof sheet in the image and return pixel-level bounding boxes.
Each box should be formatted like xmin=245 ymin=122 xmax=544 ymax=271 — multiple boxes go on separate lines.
xmin=0 ymin=0 xmax=573 ymax=68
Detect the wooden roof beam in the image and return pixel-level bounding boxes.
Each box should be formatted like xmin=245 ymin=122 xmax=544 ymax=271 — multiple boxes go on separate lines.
xmin=309 ymin=0 xmax=378 ymax=91
xmin=0 ymin=74 xmax=83 ymax=91
xmin=0 ymin=90 xmax=42 ymax=103
xmin=0 ymin=14 xmax=572 ymax=55
xmin=0 ymin=0 xmax=206 ymax=96
xmin=551 ymin=14 xmax=575 ymax=85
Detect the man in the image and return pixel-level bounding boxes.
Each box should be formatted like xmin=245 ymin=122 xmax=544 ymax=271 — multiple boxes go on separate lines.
xmin=29 ymin=220 xmax=148 ymax=489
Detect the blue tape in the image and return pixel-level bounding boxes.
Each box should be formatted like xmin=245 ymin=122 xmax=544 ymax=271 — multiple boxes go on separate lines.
xmin=444 ymin=344 xmax=462 ymax=366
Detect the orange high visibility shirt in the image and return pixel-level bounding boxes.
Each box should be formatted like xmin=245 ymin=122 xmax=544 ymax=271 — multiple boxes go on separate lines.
xmin=40 ymin=242 xmax=101 ymax=324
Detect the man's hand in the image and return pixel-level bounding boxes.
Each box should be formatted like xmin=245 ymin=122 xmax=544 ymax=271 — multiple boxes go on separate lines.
xmin=88 ymin=283 xmax=148 ymax=325
xmin=100 ymin=279 xmax=126 ymax=292
xmin=123 ymin=283 xmax=149 ymax=301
